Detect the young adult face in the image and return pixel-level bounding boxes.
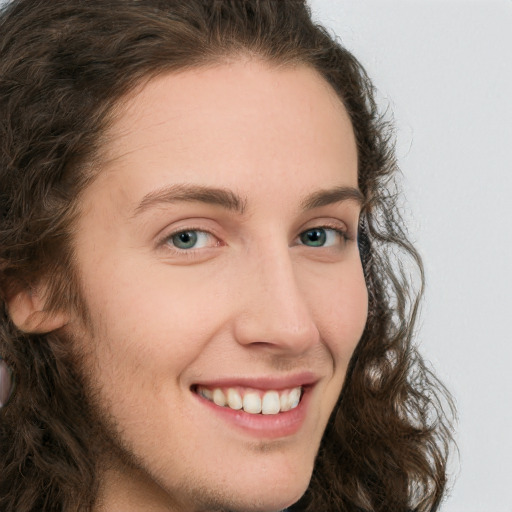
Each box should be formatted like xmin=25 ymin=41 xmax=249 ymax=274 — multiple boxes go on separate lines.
xmin=64 ymin=60 xmax=368 ymax=511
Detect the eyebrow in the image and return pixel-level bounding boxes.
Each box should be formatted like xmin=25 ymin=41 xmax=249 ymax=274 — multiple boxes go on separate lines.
xmin=133 ymin=183 xmax=364 ymax=217
xmin=134 ymin=184 xmax=247 ymax=216
xmin=299 ymin=186 xmax=364 ymax=210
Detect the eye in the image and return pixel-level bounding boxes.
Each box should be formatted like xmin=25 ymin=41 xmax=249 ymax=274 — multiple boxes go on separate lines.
xmin=298 ymin=227 xmax=347 ymax=247
xmin=166 ymin=230 xmax=214 ymax=250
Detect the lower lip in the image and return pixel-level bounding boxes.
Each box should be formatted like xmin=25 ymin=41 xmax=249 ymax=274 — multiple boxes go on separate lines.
xmin=193 ymin=387 xmax=312 ymax=439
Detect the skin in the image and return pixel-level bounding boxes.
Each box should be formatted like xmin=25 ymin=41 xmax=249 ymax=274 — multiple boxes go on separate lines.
xmin=14 ymin=60 xmax=368 ymax=511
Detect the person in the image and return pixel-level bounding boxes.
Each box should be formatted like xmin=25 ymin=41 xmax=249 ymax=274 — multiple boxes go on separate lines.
xmin=0 ymin=0 xmax=455 ymax=511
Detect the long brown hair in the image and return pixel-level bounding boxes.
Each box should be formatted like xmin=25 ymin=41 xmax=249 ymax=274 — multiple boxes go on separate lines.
xmin=0 ymin=1 xmax=455 ymax=510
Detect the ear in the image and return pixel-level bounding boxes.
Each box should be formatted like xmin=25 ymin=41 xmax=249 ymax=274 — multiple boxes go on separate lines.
xmin=6 ymin=287 xmax=69 ymax=334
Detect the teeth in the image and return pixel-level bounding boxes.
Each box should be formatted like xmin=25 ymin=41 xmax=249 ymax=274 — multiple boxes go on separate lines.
xmin=289 ymin=387 xmax=301 ymax=409
xmin=212 ymin=388 xmax=226 ymax=407
xmin=261 ymin=391 xmax=280 ymax=415
xmin=199 ymin=388 xmax=213 ymax=400
xmin=226 ymin=388 xmax=243 ymax=410
xmin=280 ymin=390 xmax=292 ymax=412
xmin=197 ymin=385 xmax=302 ymax=414
xmin=243 ymin=392 xmax=262 ymax=414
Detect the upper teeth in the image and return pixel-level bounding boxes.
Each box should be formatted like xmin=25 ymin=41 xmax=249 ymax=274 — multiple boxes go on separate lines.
xmin=197 ymin=386 xmax=302 ymax=415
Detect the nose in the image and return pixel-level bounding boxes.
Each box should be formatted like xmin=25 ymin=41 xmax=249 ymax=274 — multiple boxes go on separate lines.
xmin=232 ymin=244 xmax=320 ymax=355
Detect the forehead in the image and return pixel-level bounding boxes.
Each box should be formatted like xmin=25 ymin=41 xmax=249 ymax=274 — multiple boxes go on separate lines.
xmin=89 ymin=60 xmax=358 ymax=215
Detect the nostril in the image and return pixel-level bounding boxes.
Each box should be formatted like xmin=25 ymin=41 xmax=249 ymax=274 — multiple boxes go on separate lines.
xmin=247 ymin=341 xmax=277 ymax=348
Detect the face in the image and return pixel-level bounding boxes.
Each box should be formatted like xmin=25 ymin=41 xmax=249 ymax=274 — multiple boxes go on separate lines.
xmin=67 ymin=60 xmax=368 ymax=512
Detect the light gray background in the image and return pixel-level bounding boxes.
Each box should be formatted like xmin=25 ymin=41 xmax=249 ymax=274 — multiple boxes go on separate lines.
xmin=308 ymin=1 xmax=512 ymax=511
xmin=1 ymin=0 xmax=510 ymax=511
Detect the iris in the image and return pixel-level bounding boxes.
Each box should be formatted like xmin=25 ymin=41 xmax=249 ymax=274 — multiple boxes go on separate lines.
xmin=172 ymin=231 xmax=198 ymax=249
xmin=300 ymin=228 xmax=327 ymax=247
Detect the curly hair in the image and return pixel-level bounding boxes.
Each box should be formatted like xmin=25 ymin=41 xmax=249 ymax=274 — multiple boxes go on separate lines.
xmin=0 ymin=0 xmax=455 ymax=510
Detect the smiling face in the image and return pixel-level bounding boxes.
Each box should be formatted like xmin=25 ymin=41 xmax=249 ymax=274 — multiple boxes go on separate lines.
xmin=65 ymin=60 xmax=368 ymax=512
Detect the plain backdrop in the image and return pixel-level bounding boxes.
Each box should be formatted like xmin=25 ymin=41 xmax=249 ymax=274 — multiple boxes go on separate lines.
xmin=308 ymin=1 xmax=512 ymax=511
xmin=1 ymin=0 xmax=510 ymax=511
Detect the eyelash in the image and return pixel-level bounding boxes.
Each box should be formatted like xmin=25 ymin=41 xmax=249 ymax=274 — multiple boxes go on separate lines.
xmin=159 ymin=223 xmax=351 ymax=256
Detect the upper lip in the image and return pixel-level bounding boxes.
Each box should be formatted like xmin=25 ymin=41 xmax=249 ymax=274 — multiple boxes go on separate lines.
xmin=191 ymin=371 xmax=320 ymax=391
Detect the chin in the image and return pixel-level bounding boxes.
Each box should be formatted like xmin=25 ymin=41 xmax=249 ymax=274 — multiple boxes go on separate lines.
xmin=166 ymin=454 xmax=314 ymax=512
xmin=211 ymin=460 xmax=312 ymax=512
xmin=248 ymin=478 xmax=308 ymax=511
xmin=201 ymin=485 xmax=308 ymax=512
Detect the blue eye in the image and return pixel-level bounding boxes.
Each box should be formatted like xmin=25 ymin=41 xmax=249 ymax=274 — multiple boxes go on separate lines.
xmin=168 ymin=230 xmax=212 ymax=250
xmin=299 ymin=227 xmax=345 ymax=247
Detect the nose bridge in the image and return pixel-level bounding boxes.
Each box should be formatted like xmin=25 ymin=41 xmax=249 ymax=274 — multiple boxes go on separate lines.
xmin=233 ymin=241 xmax=319 ymax=352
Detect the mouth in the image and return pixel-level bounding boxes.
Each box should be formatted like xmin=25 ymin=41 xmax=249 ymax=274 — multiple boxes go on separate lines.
xmin=193 ymin=385 xmax=303 ymax=415
xmin=190 ymin=374 xmax=317 ymax=438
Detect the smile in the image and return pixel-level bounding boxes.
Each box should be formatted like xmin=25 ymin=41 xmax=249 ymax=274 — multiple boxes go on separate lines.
xmin=190 ymin=373 xmax=317 ymax=438
xmin=195 ymin=385 xmax=303 ymax=415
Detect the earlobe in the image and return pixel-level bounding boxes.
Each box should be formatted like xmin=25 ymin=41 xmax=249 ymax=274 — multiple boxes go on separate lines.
xmin=6 ymin=288 xmax=69 ymax=334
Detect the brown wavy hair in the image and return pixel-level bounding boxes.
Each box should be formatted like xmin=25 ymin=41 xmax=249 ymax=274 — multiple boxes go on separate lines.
xmin=0 ymin=0 xmax=455 ymax=510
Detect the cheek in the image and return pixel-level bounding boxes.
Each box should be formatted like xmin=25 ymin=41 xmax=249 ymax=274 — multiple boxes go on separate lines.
xmin=81 ymin=263 xmax=230 ymax=377
xmin=307 ymin=261 xmax=368 ymax=363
